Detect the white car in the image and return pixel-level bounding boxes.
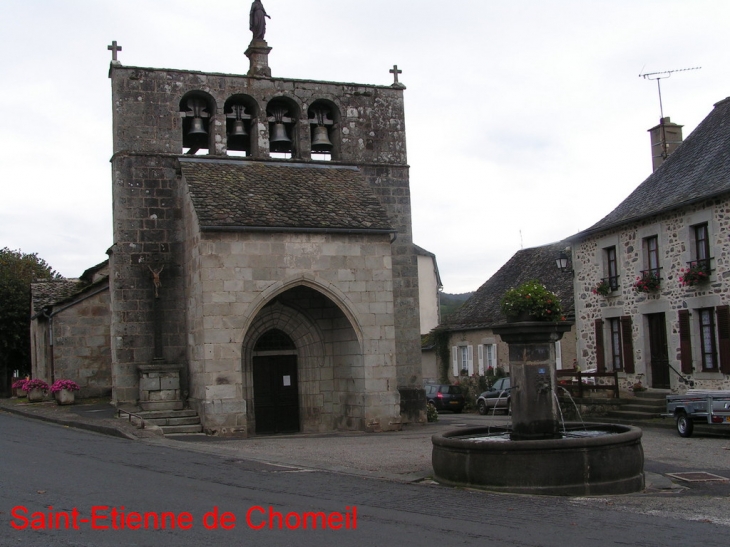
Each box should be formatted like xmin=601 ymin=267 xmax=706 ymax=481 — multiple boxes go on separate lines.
xmin=476 ymin=377 xmax=511 ymax=415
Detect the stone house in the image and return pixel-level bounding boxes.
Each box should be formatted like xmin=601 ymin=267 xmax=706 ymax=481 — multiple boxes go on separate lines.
xmin=568 ymin=98 xmax=730 ymax=392
xmin=416 ymin=245 xmax=442 ymax=335
xmin=30 ymin=261 xmax=111 ymax=398
xmin=100 ymin=34 xmax=423 ymax=436
xmin=439 ymin=241 xmax=577 ymax=383
xmin=416 ymin=245 xmax=442 ymax=382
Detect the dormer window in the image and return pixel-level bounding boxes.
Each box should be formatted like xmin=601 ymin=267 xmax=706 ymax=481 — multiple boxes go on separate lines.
xmin=180 ymin=93 xmax=214 ymax=155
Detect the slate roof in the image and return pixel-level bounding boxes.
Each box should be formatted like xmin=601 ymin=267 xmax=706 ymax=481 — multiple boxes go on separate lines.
xmin=31 ymin=280 xmax=83 ymax=315
xmin=30 ymin=260 xmax=110 ymax=316
xmin=179 ymin=159 xmax=394 ymax=233
xmin=443 ymin=241 xmax=574 ymax=331
xmin=572 ymin=97 xmax=730 ymax=239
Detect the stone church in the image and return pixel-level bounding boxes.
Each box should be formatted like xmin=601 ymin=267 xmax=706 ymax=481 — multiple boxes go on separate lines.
xmin=39 ymin=11 xmax=423 ymax=436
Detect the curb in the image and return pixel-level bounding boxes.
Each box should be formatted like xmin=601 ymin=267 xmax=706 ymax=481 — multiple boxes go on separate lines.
xmin=0 ymin=404 xmax=136 ymax=440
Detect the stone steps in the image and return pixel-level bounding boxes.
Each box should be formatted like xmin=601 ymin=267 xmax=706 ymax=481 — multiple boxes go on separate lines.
xmin=605 ymin=390 xmax=667 ymax=421
xmin=120 ymin=409 xmax=203 ymax=435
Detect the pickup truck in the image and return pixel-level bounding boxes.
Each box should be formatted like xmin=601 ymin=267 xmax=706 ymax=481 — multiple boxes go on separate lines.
xmin=666 ymin=390 xmax=730 ymax=437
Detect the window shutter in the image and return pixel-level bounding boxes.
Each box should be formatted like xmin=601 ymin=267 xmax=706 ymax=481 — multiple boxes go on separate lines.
xmin=467 ymin=345 xmax=474 ymax=375
xmin=594 ymin=319 xmax=605 ymax=373
xmin=678 ymin=309 xmax=693 ymax=374
xmin=478 ymin=344 xmax=484 ymax=375
xmin=452 ymin=346 xmax=458 ymax=377
xmin=716 ymin=306 xmax=730 ymax=374
xmin=621 ymin=316 xmax=635 ymax=374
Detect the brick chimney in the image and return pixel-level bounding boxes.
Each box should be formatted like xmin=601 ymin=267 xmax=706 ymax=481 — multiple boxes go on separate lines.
xmin=648 ymin=117 xmax=683 ymax=171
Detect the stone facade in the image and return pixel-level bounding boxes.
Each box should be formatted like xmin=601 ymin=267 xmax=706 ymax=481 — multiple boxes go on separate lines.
xmin=570 ymin=97 xmax=730 ymax=392
xmin=31 ymin=269 xmax=112 ymax=399
xmin=572 ymin=199 xmax=730 ymax=392
xmin=108 ymin=54 xmax=423 ymax=434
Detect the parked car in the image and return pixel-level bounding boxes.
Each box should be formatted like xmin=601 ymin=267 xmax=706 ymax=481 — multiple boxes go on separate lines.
xmin=477 ymin=377 xmax=511 ymax=415
xmin=425 ymin=384 xmax=465 ymax=413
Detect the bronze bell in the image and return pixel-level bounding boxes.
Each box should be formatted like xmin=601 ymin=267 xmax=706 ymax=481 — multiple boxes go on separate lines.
xmin=311 ymin=125 xmax=333 ymax=152
xmin=188 ymin=117 xmax=207 ymax=135
xmin=270 ymin=122 xmax=291 ymax=152
xmin=229 ymin=119 xmax=248 ymax=138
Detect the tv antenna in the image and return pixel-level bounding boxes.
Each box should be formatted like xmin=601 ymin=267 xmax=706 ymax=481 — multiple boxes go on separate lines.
xmin=639 ymin=66 xmax=701 ymax=120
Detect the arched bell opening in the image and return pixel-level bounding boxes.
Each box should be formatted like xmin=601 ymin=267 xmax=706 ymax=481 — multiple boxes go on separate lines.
xmin=224 ymin=95 xmax=258 ymax=157
xmin=308 ymin=100 xmax=340 ymax=161
xmin=241 ymin=286 xmax=363 ymax=435
xmin=266 ymin=97 xmax=300 ymax=159
xmin=179 ymin=91 xmax=215 ymax=155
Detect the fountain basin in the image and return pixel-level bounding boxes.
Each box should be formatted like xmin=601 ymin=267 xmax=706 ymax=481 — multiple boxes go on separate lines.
xmin=432 ymin=423 xmax=644 ymax=496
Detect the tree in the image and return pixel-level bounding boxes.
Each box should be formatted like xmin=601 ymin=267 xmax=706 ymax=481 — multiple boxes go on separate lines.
xmin=0 ymin=248 xmax=61 ymax=395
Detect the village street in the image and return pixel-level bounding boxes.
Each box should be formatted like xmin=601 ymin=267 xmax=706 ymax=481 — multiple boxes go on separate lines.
xmin=1 ymin=410 xmax=729 ymax=546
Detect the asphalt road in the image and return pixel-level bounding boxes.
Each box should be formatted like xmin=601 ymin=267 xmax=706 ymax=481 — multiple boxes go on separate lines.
xmin=1 ymin=412 xmax=729 ymax=546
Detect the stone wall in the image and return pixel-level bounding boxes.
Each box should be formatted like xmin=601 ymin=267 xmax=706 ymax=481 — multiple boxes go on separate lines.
xmin=110 ymin=66 xmax=407 ymax=164
xmin=109 ymin=154 xmax=187 ymax=404
xmin=109 ymin=64 xmax=422 ymax=423
xmin=182 ymin=224 xmax=401 ymax=435
xmin=35 ymin=287 xmax=112 ymax=398
xmin=573 ymin=197 xmax=730 ymax=391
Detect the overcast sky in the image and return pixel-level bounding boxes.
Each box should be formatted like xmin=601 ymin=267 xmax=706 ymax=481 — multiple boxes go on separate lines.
xmin=2 ymin=1 xmax=729 ymax=293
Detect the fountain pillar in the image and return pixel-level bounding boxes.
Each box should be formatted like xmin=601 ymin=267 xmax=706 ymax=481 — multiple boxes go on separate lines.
xmin=491 ymin=321 xmax=572 ymax=441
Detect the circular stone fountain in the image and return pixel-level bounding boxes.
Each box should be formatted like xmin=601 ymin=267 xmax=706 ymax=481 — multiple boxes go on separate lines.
xmin=432 ymin=423 xmax=644 ymax=496
xmin=431 ymin=321 xmax=645 ymax=496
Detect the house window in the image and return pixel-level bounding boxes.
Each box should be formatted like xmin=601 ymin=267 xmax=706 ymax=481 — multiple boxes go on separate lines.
xmin=699 ymin=308 xmax=718 ymax=371
xmin=452 ymin=345 xmax=474 ymax=376
xmin=691 ymin=223 xmax=712 ymax=274
xmin=605 ymin=246 xmax=619 ymax=291
xmin=485 ymin=344 xmax=497 ymax=371
xmin=478 ymin=343 xmax=497 ymax=375
xmin=645 ymin=236 xmax=660 ymax=276
xmin=609 ymin=318 xmax=623 ymax=371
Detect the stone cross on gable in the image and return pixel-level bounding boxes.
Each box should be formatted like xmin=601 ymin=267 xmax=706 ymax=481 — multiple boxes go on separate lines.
xmin=389 ymin=65 xmax=402 ymax=84
xmin=107 ymin=41 xmax=122 ymax=62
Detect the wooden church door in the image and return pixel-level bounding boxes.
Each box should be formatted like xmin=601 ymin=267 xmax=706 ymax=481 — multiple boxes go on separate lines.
xmin=253 ymin=354 xmax=300 ymax=434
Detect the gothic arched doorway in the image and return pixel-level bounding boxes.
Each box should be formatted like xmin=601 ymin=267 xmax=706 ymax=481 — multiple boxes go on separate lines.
xmin=253 ymin=329 xmax=300 ymax=434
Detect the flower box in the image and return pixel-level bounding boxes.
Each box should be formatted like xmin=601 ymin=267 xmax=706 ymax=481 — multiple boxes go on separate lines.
xmin=634 ymin=271 xmax=661 ymax=293
xmin=54 ymin=389 xmax=75 ymax=405
xmin=500 ymin=280 xmax=563 ymax=322
xmin=51 ymin=380 xmax=80 ymax=405
xmin=592 ymin=280 xmax=612 ymax=297
xmin=24 ymin=379 xmax=49 ymax=402
xmin=679 ymin=261 xmax=711 ymax=287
